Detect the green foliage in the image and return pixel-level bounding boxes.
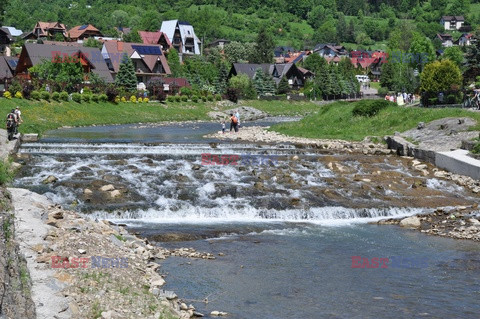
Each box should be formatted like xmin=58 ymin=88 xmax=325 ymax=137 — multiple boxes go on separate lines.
xmin=224 ymin=41 xmax=255 ymax=64
xmin=442 ymin=46 xmax=464 ymax=68
xmin=83 ymin=38 xmax=103 ymax=49
xmin=115 ymin=55 xmax=137 ymax=92
xmin=229 ymin=74 xmax=257 ymax=99
xmin=31 ymin=91 xmax=40 ymax=100
xmin=40 ymin=91 xmax=50 ymax=101
xmin=207 ymin=95 xmax=214 ymax=102
xmin=82 ymin=94 xmax=91 ymax=103
xmin=215 ymin=94 xmax=222 ymax=101
xmin=72 ymin=93 xmax=82 ymax=103
xmin=191 ymin=95 xmax=199 ymax=103
xmin=29 ymin=58 xmax=84 ymax=93
xmin=167 ymin=96 xmax=175 ymax=103
xmin=181 ymin=95 xmax=188 ymax=102
xmin=0 ymin=161 xmax=13 ymax=186
xmin=302 ymin=54 xmax=327 ymax=74
xmin=251 ymin=27 xmax=274 ymax=64
xmin=420 ymin=60 xmax=463 ymax=93
xmin=167 ymin=49 xmax=182 ymax=78
xmin=60 ymin=91 xmax=69 ymax=101
xmin=174 ymin=96 xmax=181 ymax=102
xmin=91 ymin=94 xmax=99 ymax=103
xmin=123 ymin=29 xmax=142 ymax=43
xmin=52 ymin=92 xmax=60 ymax=101
xmin=99 ymin=94 xmax=108 ymax=102
xmin=352 ymin=100 xmax=394 ymax=117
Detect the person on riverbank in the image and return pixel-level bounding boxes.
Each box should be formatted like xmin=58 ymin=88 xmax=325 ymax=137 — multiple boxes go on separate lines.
xmin=6 ymin=109 xmax=17 ymax=141
xmin=230 ymin=113 xmax=238 ymax=133
xmin=235 ymin=111 xmax=241 ymax=129
xmin=222 ymin=121 xmax=226 ymax=134
xmin=14 ymin=106 xmax=22 ymax=134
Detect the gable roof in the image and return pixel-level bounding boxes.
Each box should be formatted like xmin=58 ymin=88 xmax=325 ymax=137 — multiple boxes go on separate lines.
xmin=68 ymin=24 xmax=102 ymax=39
xmin=160 ymin=20 xmax=201 ymax=54
xmin=138 ymin=31 xmax=172 ymax=47
xmin=441 ymin=16 xmax=465 ymax=21
xmin=2 ymin=26 xmax=23 ymax=37
xmin=19 ymin=43 xmax=113 ymax=82
xmin=102 ymin=40 xmax=170 ymax=74
xmin=437 ymin=33 xmax=453 ymax=41
xmin=230 ymin=63 xmax=272 ymax=79
xmin=34 ymin=22 xmax=67 ymax=37
xmin=0 ymin=56 xmax=18 ymax=79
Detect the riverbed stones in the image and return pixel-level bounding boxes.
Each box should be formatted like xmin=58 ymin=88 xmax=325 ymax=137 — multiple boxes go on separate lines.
xmin=100 ymin=184 xmax=115 ymax=192
xmin=43 ymin=175 xmax=58 ymax=184
xmin=399 ymin=216 xmax=422 ymax=228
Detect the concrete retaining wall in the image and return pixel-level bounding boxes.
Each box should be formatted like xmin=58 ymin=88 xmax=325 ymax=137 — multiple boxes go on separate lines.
xmin=386 ymin=135 xmax=480 ymax=180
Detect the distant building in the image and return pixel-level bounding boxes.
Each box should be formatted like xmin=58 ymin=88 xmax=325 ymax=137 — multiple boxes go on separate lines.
xmin=440 ymin=16 xmax=464 ymax=31
xmin=138 ymin=31 xmax=172 ymax=51
xmin=101 ymin=41 xmax=171 ymax=84
xmin=436 ymin=33 xmax=454 ymax=47
xmin=68 ymin=24 xmax=103 ymax=42
xmin=313 ymin=44 xmax=348 ymax=58
xmin=457 ymin=33 xmax=473 ymax=46
xmin=1 ymin=26 xmax=23 ymax=38
xmin=160 ymin=20 xmax=201 ymax=55
xmin=15 ymin=43 xmax=113 ymax=83
xmin=0 ymin=56 xmax=19 ymax=91
xmin=229 ymin=63 xmax=308 ymax=89
xmin=24 ymin=21 xmax=68 ymax=40
xmin=207 ymin=39 xmax=230 ymax=50
xmin=0 ymin=27 xmax=14 ymax=54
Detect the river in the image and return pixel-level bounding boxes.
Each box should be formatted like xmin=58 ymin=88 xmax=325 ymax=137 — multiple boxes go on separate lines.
xmin=13 ymin=120 xmax=480 ymax=319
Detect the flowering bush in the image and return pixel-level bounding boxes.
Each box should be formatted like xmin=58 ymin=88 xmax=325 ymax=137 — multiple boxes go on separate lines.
xmin=15 ymin=91 xmax=23 ymax=99
xmin=138 ymin=97 xmax=143 ymax=103
xmin=143 ymin=97 xmax=149 ymax=103
xmin=121 ymin=96 xmax=127 ymax=103
xmin=130 ymin=95 xmax=137 ymax=103
xmin=115 ymin=96 xmax=121 ymax=104
xmin=3 ymin=91 xmax=12 ymax=99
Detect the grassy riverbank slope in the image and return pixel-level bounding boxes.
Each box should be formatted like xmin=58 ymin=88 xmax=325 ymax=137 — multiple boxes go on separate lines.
xmin=271 ymin=101 xmax=480 ymax=141
xmin=0 ymin=98 xmax=320 ymax=135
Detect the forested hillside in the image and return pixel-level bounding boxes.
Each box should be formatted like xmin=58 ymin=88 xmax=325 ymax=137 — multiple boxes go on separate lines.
xmin=1 ymin=0 xmax=480 ymax=48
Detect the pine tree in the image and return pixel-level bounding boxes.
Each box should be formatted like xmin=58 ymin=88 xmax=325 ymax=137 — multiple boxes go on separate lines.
xmin=115 ymin=54 xmax=137 ymax=92
xmin=263 ymin=71 xmax=276 ymax=95
xmin=277 ymin=76 xmax=290 ymax=94
xmin=253 ymin=68 xmax=265 ymax=96
xmin=252 ymin=27 xmax=275 ymax=64
xmin=215 ymin=63 xmax=229 ymax=94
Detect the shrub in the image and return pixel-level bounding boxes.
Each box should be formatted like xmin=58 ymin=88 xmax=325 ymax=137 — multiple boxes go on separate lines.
xmin=72 ymin=93 xmax=82 ymax=103
xmin=215 ymin=94 xmax=222 ymax=101
xmin=130 ymin=95 xmax=137 ymax=103
xmin=22 ymin=84 xmax=34 ymax=100
xmin=181 ymin=95 xmax=188 ymax=102
xmin=52 ymin=92 xmax=60 ymax=101
xmin=60 ymin=91 xmax=69 ymax=101
xmin=82 ymin=94 xmax=91 ymax=103
xmin=31 ymin=91 xmax=41 ymax=100
xmin=91 ymin=94 xmax=99 ymax=103
xmin=8 ymin=80 xmax=22 ymax=96
xmin=175 ymin=95 xmax=181 ymax=102
xmin=3 ymin=91 xmax=12 ymax=99
xmin=156 ymin=90 xmax=166 ymax=102
xmin=83 ymin=87 xmax=92 ymax=95
xmin=115 ymin=96 xmax=120 ymax=104
xmin=446 ymin=94 xmax=457 ymax=104
xmin=0 ymin=161 xmax=13 ymax=186
xmin=167 ymin=96 xmax=175 ymax=102
xmin=106 ymin=85 xmax=119 ymax=102
xmin=191 ymin=95 xmax=199 ymax=103
xmin=121 ymin=96 xmax=127 ymax=103
xmin=41 ymin=91 xmax=50 ymax=101
xmin=352 ymin=100 xmax=393 ymax=117
xmin=378 ymin=87 xmax=389 ymax=96
xmin=226 ymin=88 xmax=239 ymax=103
xmin=143 ymin=97 xmax=149 ymax=103
xmin=99 ymin=94 xmax=108 ymax=102
xmin=200 ymin=96 xmax=207 ymax=102
xmin=138 ymin=97 xmax=143 ymax=103
xmin=180 ymin=87 xmax=192 ymax=97
xmin=15 ymin=91 xmax=23 ymax=99
xmin=207 ymin=95 xmax=214 ymax=102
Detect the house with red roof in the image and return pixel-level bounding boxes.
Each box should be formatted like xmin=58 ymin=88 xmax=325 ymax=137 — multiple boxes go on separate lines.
xmin=101 ymin=40 xmax=171 ymax=84
xmin=68 ymin=24 xmax=103 ymax=42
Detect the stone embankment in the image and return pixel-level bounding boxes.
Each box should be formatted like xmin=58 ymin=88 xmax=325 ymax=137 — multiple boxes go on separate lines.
xmin=205 ymin=126 xmax=394 ymax=155
xmin=9 ymin=188 xmax=217 ymax=319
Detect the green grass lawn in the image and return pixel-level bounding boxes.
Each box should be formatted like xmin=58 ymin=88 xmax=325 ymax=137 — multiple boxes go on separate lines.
xmin=271 ymin=101 xmax=480 ymax=141
xmin=0 ymin=97 xmax=321 ymax=135
xmin=0 ymin=98 xmax=215 ymax=135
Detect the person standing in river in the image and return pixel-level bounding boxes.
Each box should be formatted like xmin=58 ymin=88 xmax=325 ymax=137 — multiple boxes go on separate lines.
xmin=230 ymin=113 xmax=238 ymax=133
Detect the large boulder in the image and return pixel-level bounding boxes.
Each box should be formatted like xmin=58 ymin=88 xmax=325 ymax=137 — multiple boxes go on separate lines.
xmin=399 ymin=216 xmax=421 ymax=228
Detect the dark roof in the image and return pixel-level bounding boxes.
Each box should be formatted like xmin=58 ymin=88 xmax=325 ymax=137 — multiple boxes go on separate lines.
xmin=231 ymin=63 xmax=272 ymax=79
xmin=441 ymin=16 xmax=465 ymax=21
xmin=0 ymin=27 xmax=14 ymax=41
xmin=21 ymin=43 xmax=113 ymax=82
xmin=437 ymin=33 xmax=453 ymax=41
xmin=131 ymin=45 xmax=162 ymax=55
xmin=0 ymin=56 xmax=18 ymax=79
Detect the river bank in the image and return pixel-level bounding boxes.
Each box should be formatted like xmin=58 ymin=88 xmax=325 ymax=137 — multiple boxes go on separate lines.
xmin=8 ymin=187 xmax=219 ymax=319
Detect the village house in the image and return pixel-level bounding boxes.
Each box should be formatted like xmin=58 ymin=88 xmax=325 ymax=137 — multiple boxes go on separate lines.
xmin=23 ymin=22 xmax=67 ymax=40
xmin=15 ymin=43 xmax=114 ymax=83
xmin=0 ymin=56 xmax=19 ymax=91
xmin=0 ymin=27 xmax=14 ymax=54
xmin=138 ymin=31 xmax=172 ymax=52
xmin=436 ymin=33 xmax=454 ymax=47
xmin=68 ymin=24 xmax=103 ymax=42
xmin=160 ymin=20 xmax=201 ymax=57
xmin=229 ymin=63 xmax=309 ymax=89
xmin=456 ymin=33 xmax=474 ymax=46
xmin=313 ymin=44 xmax=348 ymax=58
xmin=207 ymin=39 xmax=231 ymax=50
xmin=440 ymin=16 xmax=464 ymax=31
xmin=101 ymin=41 xmax=171 ymax=84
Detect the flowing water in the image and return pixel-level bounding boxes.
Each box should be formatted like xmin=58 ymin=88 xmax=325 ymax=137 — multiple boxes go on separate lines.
xmin=14 ymin=121 xmax=480 ymax=318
